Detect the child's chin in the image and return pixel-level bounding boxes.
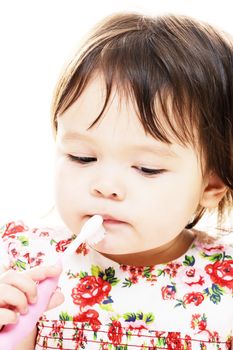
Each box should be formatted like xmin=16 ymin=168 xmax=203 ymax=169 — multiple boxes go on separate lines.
xmin=91 ymin=238 xmax=138 ymax=256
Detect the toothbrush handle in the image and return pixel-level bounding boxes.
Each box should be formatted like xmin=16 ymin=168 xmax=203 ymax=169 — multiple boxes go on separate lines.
xmin=0 ymin=275 xmax=59 ymax=350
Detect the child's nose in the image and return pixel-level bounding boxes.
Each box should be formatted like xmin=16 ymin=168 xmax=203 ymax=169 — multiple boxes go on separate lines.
xmin=90 ymin=179 xmax=125 ymax=201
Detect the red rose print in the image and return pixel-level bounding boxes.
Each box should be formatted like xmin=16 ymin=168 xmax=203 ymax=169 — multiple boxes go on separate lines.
xmin=179 ymin=267 xmax=205 ymax=288
xmin=49 ymin=320 xmax=65 ymax=345
xmin=71 ymin=276 xmax=111 ymax=308
xmin=130 ymin=275 xmax=138 ymax=284
xmin=38 ymin=231 xmax=50 ymax=237
xmin=107 ymin=320 xmax=123 ymax=346
xmin=127 ymin=324 xmax=147 ymax=335
xmin=56 ymin=238 xmax=72 ymax=252
xmin=72 ymin=323 xmax=87 ymax=348
xmin=73 ymin=309 xmax=101 ymax=331
xmin=120 ymin=265 xmax=128 ymax=272
xmin=190 ymin=313 xmax=212 ymax=337
xmin=183 ymin=292 xmax=204 ymax=306
xmin=23 ymin=252 xmax=44 ymax=267
xmin=184 ymin=335 xmax=192 ymax=350
xmin=3 ymin=222 xmax=27 ymax=238
xmin=191 ymin=313 xmax=200 ymax=329
xmin=129 ymin=266 xmax=136 ymax=274
xmin=161 ymin=285 xmax=176 ymax=300
xmin=76 ymin=242 xmax=89 ymax=256
xmin=166 ymin=332 xmax=182 ymax=350
xmin=10 ymin=248 xmax=19 ymax=259
xmin=164 ymin=263 xmax=182 ymax=277
xmin=136 ymin=267 xmax=144 ymax=275
xmin=186 ymin=268 xmax=195 ymax=277
xmin=198 ymin=320 xmax=207 ymax=331
xmin=226 ymin=337 xmax=232 ymax=349
xmin=205 ymin=260 xmax=233 ymax=289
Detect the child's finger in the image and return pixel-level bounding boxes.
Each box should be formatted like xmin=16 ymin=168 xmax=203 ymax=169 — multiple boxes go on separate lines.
xmin=0 ymin=283 xmax=28 ymax=314
xmin=0 ymin=308 xmax=19 ymax=327
xmin=0 ymin=263 xmax=10 ymax=275
xmin=47 ymin=290 xmax=64 ymax=310
xmin=0 ymin=270 xmax=37 ymax=304
xmin=0 ymin=265 xmax=62 ymax=304
xmin=24 ymin=263 xmax=62 ymax=282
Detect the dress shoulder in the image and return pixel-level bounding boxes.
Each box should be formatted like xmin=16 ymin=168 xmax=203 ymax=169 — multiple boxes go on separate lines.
xmin=193 ymin=227 xmax=233 ymax=251
xmin=0 ymin=220 xmax=71 ymax=271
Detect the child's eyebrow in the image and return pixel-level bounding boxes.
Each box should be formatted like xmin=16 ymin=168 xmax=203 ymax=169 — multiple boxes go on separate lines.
xmin=61 ymin=131 xmax=179 ymax=158
xmin=132 ymin=145 xmax=179 ymax=158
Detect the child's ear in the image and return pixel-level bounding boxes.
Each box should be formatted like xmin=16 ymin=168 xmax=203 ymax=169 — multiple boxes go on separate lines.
xmin=200 ymin=172 xmax=227 ymax=208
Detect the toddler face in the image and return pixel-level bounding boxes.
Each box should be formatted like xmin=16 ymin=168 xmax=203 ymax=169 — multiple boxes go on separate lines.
xmin=54 ymin=76 xmax=207 ymax=258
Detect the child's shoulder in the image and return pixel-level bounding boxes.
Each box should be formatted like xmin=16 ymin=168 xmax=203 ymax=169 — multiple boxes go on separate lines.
xmin=0 ymin=220 xmax=71 ymax=271
xmin=193 ymin=227 xmax=233 ymax=255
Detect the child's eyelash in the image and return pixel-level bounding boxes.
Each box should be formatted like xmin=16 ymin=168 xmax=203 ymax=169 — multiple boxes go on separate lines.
xmin=134 ymin=166 xmax=165 ymax=176
xmin=67 ymin=155 xmax=97 ymax=164
xmin=66 ymin=155 xmax=165 ymax=176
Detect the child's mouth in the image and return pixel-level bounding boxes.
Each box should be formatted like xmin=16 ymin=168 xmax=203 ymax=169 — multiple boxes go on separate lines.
xmin=100 ymin=215 xmax=125 ymax=226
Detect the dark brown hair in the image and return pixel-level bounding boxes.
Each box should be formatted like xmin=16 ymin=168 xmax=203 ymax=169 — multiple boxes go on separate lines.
xmin=51 ymin=13 xmax=233 ymax=228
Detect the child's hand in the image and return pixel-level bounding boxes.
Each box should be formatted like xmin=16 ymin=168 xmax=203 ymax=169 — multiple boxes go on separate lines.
xmin=0 ymin=264 xmax=63 ymax=328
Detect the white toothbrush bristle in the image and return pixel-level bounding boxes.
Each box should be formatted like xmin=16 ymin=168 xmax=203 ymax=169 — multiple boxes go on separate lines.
xmin=63 ymin=215 xmax=106 ymax=259
xmin=87 ymin=225 xmax=106 ymax=244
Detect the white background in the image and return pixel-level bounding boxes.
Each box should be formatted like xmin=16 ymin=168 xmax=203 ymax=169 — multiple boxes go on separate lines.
xmin=0 ymin=0 xmax=232 ymax=227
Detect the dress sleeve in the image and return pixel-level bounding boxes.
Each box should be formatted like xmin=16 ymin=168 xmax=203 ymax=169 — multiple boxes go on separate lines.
xmin=0 ymin=221 xmax=65 ymax=273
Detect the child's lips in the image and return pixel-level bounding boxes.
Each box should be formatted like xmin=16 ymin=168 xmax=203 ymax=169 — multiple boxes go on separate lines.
xmin=86 ymin=214 xmax=126 ymax=227
xmin=103 ymin=219 xmax=124 ymax=225
xmin=101 ymin=215 xmax=125 ymax=225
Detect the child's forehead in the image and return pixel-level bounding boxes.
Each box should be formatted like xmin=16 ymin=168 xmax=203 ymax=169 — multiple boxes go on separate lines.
xmin=58 ymin=76 xmax=201 ymax=157
xmin=60 ymin=76 xmax=157 ymax=130
xmin=60 ymin=74 xmax=194 ymax=145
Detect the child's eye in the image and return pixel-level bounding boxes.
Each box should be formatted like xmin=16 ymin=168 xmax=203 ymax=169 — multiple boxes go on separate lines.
xmin=67 ymin=155 xmax=97 ymax=164
xmin=133 ymin=166 xmax=165 ymax=176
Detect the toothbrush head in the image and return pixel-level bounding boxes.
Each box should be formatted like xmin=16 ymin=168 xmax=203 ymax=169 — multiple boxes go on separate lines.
xmin=63 ymin=215 xmax=106 ymax=258
xmin=86 ymin=216 xmax=106 ymax=245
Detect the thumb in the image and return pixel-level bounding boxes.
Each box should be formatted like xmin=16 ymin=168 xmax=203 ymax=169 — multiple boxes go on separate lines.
xmin=47 ymin=289 xmax=64 ymax=310
xmin=25 ymin=263 xmax=62 ymax=282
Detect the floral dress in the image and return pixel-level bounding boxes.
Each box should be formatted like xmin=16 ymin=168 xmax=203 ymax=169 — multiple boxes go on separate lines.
xmin=0 ymin=221 xmax=233 ymax=349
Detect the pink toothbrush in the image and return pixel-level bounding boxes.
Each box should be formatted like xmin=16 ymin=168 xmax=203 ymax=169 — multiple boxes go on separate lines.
xmin=0 ymin=215 xmax=105 ymax=350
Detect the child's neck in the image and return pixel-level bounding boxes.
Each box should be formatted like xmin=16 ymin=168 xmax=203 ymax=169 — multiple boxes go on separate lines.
xmin=101 ymin=229 xmax=196 ymax=266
